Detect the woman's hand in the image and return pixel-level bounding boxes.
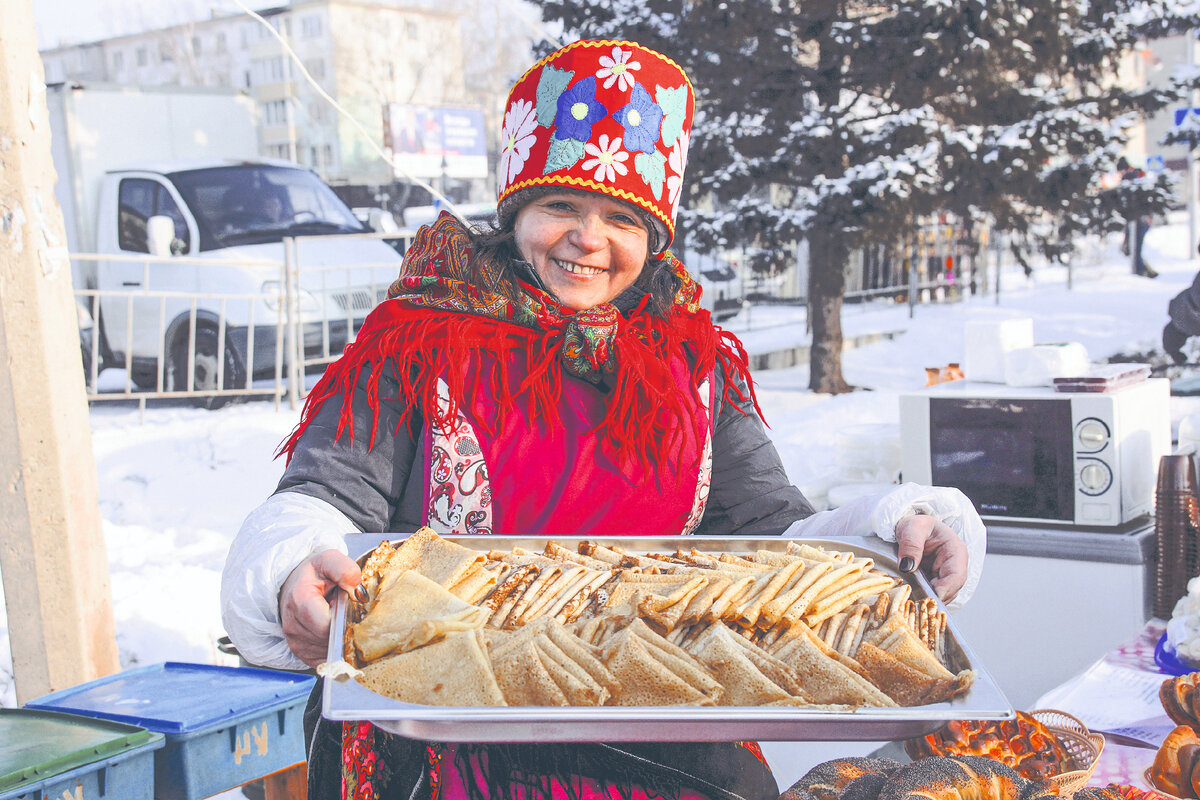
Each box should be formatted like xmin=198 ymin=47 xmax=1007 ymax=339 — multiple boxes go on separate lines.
xmin=279 ymin=549 xmax=362 ymax=668
xmin=894 ymin=514 xmax=968 ymax=606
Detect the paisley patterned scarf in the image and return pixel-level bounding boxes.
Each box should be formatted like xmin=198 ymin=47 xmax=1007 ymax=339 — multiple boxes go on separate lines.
xmin=279 ymin=213 xmax=760 ymax=470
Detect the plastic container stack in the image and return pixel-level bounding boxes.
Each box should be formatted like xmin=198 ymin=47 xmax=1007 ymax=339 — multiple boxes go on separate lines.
xmin=0 ymin=708 xmax=164 ymax=800
xmin=24 ymin=662 xmax=315 ymax=800
xmin=1154 ymin=454 xmax=1200 ymax=620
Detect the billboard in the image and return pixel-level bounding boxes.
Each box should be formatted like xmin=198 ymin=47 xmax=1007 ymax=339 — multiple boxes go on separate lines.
xmin=385 ymin=104 xmax=488 ymax=180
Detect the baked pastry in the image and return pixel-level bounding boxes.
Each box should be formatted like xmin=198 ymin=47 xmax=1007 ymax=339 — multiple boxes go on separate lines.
xmin=1161 ymin=674 xmax=1200 ymax=733
xmin=905 ymin=712 xmax=1069 ymax=780
xmin=1150 ymin=725 xmax=1200 ymax=798
xmin=785 ymin=756 xmax=903 ymax=800
xmin=876 ymin=756 xmax=1027 ymax=800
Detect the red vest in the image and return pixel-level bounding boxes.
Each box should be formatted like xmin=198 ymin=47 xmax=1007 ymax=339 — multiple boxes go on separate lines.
xmin=421 ymin=352 xmax=714 ymax=537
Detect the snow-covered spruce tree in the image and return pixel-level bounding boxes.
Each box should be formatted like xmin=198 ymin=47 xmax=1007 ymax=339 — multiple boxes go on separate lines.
xmin=537 ymin=1 xmax=1200 ymax=392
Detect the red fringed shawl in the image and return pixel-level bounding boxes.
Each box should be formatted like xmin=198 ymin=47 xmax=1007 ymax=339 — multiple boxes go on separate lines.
xmin=279 ymin=213 xmax=761 ymax=471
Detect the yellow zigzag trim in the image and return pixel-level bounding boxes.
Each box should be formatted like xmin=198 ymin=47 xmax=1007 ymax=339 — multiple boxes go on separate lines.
xmin=499 ymin=175 xmax=675 ymax=238
xmin=509 ymin=39 xmax=696 ymax=99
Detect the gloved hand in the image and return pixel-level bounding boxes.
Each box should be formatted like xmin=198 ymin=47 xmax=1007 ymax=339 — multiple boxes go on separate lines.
xmin=782 ymin=482 xmax=985 ymax=611
xmin=1164 ymin=321 xmax=1189 ymax=365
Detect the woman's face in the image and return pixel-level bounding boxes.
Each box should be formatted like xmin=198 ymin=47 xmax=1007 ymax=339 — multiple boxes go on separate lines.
xmin=513 ymin=191 xmax=650 ymax=311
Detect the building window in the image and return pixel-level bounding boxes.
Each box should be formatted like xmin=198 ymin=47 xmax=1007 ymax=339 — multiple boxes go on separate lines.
xmin=161 ymin=48 xmax=174 ymax=64
xmin=263 ymin=99 xmax=291 ymax=126
xmin=192 ymin=36 xmax=202 ymax=55
xmin=244 ymin=70 xmax=252 ymax=88
xmin=216 ymin=32 xmax=227 ymax=52
xmin=305 ymin=58 xmax=325 ymax=79
xmin=112 ymin=51 xmax=124 ymax=70
xmin=136 ymin=47 xmax=147 ymax=67
xmin=323 ymin=144 xmax=333 ymax=166
xmin=405 ymin=20 xmax=418 ymax=39
xmin=301 ymin=15 xmax=322 ymax=37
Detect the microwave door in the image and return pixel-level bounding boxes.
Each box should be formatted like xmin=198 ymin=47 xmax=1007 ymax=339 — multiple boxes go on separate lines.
xmin=928 ymin=398 xmax=1075 ymax=522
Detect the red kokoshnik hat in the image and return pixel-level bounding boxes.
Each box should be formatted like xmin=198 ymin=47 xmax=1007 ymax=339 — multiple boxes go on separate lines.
xmin=497 ymin=40 xmax=695 ymax=253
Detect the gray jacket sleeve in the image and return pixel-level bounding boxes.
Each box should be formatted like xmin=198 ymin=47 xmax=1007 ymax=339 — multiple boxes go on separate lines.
xmin=1170 ymin=271 xmax=1200 ymax=337
xmin=692 ymin=367 xmax=816 ymax=536
xmin=276 ymin=361 xmax=426 ymax=533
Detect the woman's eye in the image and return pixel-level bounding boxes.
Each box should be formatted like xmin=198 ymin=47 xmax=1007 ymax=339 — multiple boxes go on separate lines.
xmin=612 ymin=214 xmax=637 ymax=225
xmin=547 ymin=201 xmax=574 ymax=212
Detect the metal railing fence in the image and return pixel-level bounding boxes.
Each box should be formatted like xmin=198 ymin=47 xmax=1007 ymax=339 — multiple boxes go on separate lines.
xmin=72 ymin=226 xmax=1112 ymax=411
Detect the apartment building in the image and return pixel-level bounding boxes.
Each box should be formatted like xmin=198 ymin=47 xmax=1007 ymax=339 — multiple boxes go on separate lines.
xmin=40 ymin=1 xmax=472 ymax=190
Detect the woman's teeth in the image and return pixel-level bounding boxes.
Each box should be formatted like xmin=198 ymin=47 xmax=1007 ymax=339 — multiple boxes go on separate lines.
xmin=554 ymin=259 xmax=605 ymax=276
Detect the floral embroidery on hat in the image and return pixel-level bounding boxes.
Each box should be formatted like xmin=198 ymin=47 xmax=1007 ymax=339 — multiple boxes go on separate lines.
xmin=656 ymin=84 xmax=689 ymax=147
xmin=635 ymin=151 xmax=666 ymax=200
xmin=597 ymin=45 xmax=641 ymax=91
xmin=535 ymin=66 xmax=574 ymax=127
xmin=615 ymin=84 xmax=663 ymax=155
xmin=554 ymin=76 xmax=607 ymax=143
xmin=667 ymin=131 xmax=689 ymax=205
xmin=498 ymin=40 xmax=694 ymax=250
xmin=582 ymin=134 xmax=629 ymax=183
xmin=544 ymin=137 xmax=586 ymax=174
xmin=499 ymin=98 xmax=538 ymax=189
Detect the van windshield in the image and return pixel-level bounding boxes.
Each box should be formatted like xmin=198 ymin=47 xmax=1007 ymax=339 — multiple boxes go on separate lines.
xmin=169 ymin=164 xmax=366 ymax=250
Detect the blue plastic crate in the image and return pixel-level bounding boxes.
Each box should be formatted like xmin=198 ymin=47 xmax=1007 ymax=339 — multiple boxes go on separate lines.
xmin=25 ymin=662 xmax=315 ymax=800
xmin=0 ymin=708 xmax=164 ymax=800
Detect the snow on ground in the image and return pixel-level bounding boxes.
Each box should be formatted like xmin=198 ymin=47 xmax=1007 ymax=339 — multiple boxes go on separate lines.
xmin=3 ymin=214 xmax=1200 ymax=720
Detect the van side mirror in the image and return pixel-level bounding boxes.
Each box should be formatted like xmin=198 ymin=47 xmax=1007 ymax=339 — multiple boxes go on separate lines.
xmin=366 ymin=208 xmax=399 ymax=233
xmin=146 ymin=215 xmax=177 ymax=257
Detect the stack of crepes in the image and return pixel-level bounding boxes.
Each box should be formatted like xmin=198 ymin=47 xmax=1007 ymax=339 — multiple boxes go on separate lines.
xmin=325 ymin=529 xmax=976 ymax=708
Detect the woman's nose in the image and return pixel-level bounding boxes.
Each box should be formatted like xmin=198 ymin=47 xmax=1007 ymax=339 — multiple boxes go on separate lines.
xmin=568 ymin=214 xmax=605 ymax=251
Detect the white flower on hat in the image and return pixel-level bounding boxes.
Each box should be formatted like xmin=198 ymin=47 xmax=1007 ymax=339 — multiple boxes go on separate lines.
xmin=582 ymin=134 xmax=629 ymax=183
xmin=597 ymin=46 xmax=641 ymax=92
xmin=499 ymin=98 xmax=538 ymax=189
xmin=666 ymin=132 xmax=690 ymax=205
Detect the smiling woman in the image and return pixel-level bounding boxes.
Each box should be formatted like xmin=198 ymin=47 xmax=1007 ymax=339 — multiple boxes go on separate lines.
xmin=222 ymin=37 xmax=980 ymax=800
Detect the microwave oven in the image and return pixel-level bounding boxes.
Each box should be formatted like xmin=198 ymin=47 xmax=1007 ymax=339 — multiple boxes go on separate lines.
xmin=898 ymin=379 xmax=1170 ymax=526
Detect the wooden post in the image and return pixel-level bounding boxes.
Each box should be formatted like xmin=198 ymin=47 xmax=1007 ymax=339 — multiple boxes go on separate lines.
xmin=0 ymin=0 xmax=120 ymax=702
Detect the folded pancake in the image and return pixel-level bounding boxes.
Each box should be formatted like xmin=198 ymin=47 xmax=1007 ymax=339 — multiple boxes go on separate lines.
xmin=381 ymin=527 xmax=487 ymax=589
xmin=534 ymin=634 xmax=610 ymax=705
xmin=768 ymin=623 xmax=897 ymax=707
xmin=683 ymin=623 xmax=796 ymax=706
xmin=357 ymin=630 xmax=506 ymax=706
xmin=602 ymin=631 xmax=721 ymax=706
xmin=735 ymin=561 xmax=806 ymax=627
xmin=853 ymin=642 xmax=944 ymax=705
xmin=351 ymin=570 xmax=488 ymax=662
xmin=868 ymin=616 xmax=955 ymax=680
xmin=760 ymin=562 xmax=832 ymax=626
xmin=675 ymin=572 xmax=734 ymax=625
xmin=491 ymin=639 xmax=569 ymax=706
xmin=446 ymin=563 xmax=499 ymax=605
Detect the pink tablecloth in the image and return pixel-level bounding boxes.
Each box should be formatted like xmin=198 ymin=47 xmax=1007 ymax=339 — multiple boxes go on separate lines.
xmin=1079 ymin=620 xmax=1168 ymax=790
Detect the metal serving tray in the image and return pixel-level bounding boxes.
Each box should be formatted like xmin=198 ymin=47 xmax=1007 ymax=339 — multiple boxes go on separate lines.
xmin=323 ymin=534 xmax=1012 ymax=742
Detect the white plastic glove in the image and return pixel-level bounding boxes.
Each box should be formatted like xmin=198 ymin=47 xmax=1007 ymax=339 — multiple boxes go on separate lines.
xmin=220 ymin=491 xmax=359 ymax=670
xmin=782 ymin=482 xmax=986 ymax=612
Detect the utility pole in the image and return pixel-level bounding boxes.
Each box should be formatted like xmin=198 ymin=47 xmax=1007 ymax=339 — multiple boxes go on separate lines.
xmin=0 ymin=0 xmax=120 ymax=702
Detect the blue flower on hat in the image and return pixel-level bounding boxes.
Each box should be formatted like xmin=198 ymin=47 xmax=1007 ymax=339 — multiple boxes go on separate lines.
xmin=614 ymin=84 xmax=663 ymax=155
xmin=554 ymin=76 xmax=607 ymax=142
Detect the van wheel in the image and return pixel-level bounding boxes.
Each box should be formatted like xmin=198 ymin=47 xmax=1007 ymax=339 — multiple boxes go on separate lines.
xmin=169 ymin=326 xmax=245 ymax=409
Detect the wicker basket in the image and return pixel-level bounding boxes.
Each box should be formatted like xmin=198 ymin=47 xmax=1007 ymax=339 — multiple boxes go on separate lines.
xmin=902 ymin=709 xmax=1104 ymax=795
xmin=1031 ymin=709 xmax=1105 ymax=796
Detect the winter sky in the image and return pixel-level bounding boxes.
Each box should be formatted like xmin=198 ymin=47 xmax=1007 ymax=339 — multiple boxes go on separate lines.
xmin=34 ymin=0 xmax=247 ymax=50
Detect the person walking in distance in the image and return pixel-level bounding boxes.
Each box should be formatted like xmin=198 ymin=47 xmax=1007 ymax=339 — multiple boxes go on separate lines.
xmin=1119 ymin=157 xmax=1157 ymax=278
